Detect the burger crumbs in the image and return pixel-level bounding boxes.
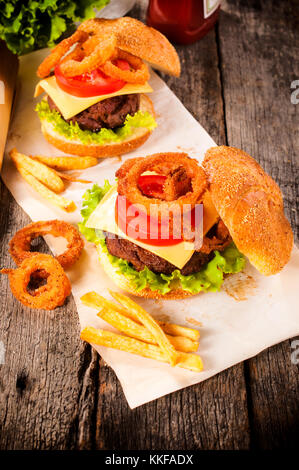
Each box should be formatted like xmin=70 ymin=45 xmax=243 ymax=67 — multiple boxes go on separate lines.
xmin=176 ymin=145 xmax=195 ymax=153
xmin=222 ymin=273 xmax=257 ymax=301
xmin=185 ymin=317 xmax=202 ymax=327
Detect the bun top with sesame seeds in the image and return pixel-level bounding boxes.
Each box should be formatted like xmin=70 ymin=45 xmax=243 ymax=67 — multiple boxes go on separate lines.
xmin=202 ymin=146 xmax=293 ymax=275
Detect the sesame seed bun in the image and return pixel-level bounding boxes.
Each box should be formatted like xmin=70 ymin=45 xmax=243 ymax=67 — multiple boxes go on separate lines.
xmin=202 ymin=146 xmax=293 ymax=275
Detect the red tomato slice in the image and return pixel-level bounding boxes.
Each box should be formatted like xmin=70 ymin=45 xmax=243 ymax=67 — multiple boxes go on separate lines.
xmin=54 ymin=59 xmax=130 ymax=98
xmin=138 ymin=174 xmax=167 ymax=198
xmin=115 ymin=195 xmax=184 ymax=247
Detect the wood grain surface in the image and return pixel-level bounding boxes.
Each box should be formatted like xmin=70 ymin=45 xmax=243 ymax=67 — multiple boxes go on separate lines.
xmin=0 ymin=0 xmax=298 ymax=450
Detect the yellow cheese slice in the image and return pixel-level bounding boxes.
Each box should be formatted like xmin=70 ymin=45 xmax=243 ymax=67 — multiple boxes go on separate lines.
xmin=34 ymin=76 xmax=153 ymax=120
xmin=85 ymin=185 xmax=220 ymax=270
xmin=202 ymin=191 xmax=220 ymax=235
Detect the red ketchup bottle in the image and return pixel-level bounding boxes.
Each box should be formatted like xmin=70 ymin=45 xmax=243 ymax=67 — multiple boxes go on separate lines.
xmin=146 ymin=0 xmax=221 ymax=45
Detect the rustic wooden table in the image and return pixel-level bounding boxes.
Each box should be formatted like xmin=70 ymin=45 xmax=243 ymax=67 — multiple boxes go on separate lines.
xmin=0 ymin=0 xmax=298 ymax=450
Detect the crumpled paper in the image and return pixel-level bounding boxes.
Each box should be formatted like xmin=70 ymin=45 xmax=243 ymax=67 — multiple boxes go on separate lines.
xmin=2 ymin=49 xmax=299 ymax=408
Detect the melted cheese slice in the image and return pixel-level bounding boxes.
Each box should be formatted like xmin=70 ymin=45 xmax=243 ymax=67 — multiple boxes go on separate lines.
xmin=85 ymin=186 xmax=219 ymax=270
xmin=34 ymin=76 xmax=153 ymax=120
xmin=202 ymin=190 xmax=220 ymax=235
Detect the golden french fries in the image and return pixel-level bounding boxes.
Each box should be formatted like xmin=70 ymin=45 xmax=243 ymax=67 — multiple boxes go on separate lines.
xmin=80 ymin=291 xmax=200 ymax=342
xmin=80 ymin=291 xmax=203 ymax=371
xmin=10 ymin=148 xmax=65 ymax=193
xmin=97 ymin=307 xmax=198 ymax=353
xmin=81 ymin=291 xmax=134 ymax=316
xmin=10 ymin=148 xmax=79 ymax=212
xmin=158 ymin=322 xmax=200 ymax=342
xmin=32 ymin=155 xmax=98 ymax=170
xmin=16 ymin=166 xmax=76 ymax=212
xmin=81 ymin=327 xmax=203 ymax=372
xmin=108 ymin=291 xmax=178 ymax=366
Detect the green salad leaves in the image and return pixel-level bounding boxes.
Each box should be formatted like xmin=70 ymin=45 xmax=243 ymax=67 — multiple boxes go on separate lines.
xmin=0 ymin=0 xmax=110 ymax=56
xmin=79 ymin=183 xmax=246 ymax=295
xmin=36 ymin=100 xmax=157 ymax=145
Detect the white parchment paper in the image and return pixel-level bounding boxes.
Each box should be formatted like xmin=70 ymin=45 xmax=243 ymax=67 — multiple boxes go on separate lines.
xmin=2 ymin=50 xmax=299 ymax=408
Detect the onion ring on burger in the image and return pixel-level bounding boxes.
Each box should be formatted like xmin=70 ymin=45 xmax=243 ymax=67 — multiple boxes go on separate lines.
xmin=60 ymin=35 xmax=117 ymax=77
xmin=100 ymin=49 xmax=150 ymax=84
xmin=116 ymin=152 xmax=207 ymax=215
xmin=37 ymin=30 xmax=88 ymax=78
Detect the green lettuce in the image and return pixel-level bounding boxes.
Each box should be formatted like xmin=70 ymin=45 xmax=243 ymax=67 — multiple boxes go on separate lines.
xmin=36 ymin=100 xmax=157 ymax=145
xmin=79 ymin=183 xmax=246 ymax=295
xmin=0 ymin=0 xmax=110 ymax=56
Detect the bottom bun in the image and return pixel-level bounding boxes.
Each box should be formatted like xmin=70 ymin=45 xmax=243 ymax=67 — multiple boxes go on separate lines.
xmin=97 ymin=243 xmax=195 ymax=300
xmin=40 ymin=94 xmax=155 ymax=158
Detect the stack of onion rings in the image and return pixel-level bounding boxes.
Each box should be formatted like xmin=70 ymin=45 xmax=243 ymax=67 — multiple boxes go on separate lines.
xmin=2 ymin=254 xmax=71 ymax=310
xmin=37 ymin=21 xmax=149 ymax=84
xmin=60 ymin=35 xmax=117 ymax=77
xmin=116 ymin=153 xmax=207 ymax=215
xmin=9 ymin=220 xmax=84 ymax=271
xmin=37 ymin=30 xmax=88 ymax=78
xmin=116 ymin=153 xmax=207 ymax=241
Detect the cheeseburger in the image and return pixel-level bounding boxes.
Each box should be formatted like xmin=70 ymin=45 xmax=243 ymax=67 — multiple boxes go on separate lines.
xmin=34 ymin=17 xmax=180 ymax=158
xmin=79 ymin=147 xmax=293 ymax=299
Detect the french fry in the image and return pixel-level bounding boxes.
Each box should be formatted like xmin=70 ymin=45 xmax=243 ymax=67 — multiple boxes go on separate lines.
xmin=81 ymin=291 xmax=133 ymax=316
xmin=109 ymin=291 xmax=178 ymax=366
xmin=81 ymin=327 xmax=203 ymax=372
xmin=80 ymin=291 xmax=200 ymax=341
xmin=97 ymin=307 xmax=198 ymax=353
xmin=10 ymin=148 xmax=65 ymax=193
xmin=54 ymin=170 xmax=91 ymax=184
xmin=15 ymin=165 xmax=76 ymax=212
xmin=31 ymin=155 xmax=98 ymax=170
xmin=158 ymin=322 xmax=200 ymax=342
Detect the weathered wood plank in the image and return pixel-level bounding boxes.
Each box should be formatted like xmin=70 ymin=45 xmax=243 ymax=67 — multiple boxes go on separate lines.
xmin=0 ymin=182 xmax=97 ymax=449
xmin=219 ymin=0 xmax=299 ymax=449
xmin=93 ymin=2 xmax=250 ymax=451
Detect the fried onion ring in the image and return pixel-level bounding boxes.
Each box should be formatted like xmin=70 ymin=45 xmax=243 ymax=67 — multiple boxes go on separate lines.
xmin=1 ymin=254 xmax=71 ymax=310
xmin=37 ymin=30 xmax=88 ymax=78
xmin=100 ymin=49 xmax=150 ymax=84
xmin=9 ymin=220 xmax=84 ymax=270
xmin=200 ymin=220 xmax=232 ymax=254
xmin=60 ymin=34 xmax=117 ymax=77
xmin=116 ymin=153 xmax=207 ymax=216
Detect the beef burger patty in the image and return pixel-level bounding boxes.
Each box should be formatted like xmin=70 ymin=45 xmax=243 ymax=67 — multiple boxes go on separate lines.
xmin=48 ymin=94 xmax=140 ymax=132
xmin=105 ymin=233 xmax=214 ymax=276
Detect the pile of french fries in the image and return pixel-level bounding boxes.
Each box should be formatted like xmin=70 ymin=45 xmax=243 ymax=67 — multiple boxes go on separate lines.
xmin=9 ymin=148 xmax=98 ymax=212
xmin=81 ymin=291 xmax=203 ymax=372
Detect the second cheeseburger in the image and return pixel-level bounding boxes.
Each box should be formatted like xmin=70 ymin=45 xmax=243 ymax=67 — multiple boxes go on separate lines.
xmin=35 ymin=17 xmax=180 ymax=158
xmin=79 ymin=147 xmax=293 ymax=299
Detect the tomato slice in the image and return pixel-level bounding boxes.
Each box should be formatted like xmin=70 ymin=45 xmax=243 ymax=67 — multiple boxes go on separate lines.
xmin=138 ymin=174 xmax=167 ymax=198
xmin=54 ymin=59 xmax=130 ymax=98
xmin=115 ymin=195 xmax=184 ymax=246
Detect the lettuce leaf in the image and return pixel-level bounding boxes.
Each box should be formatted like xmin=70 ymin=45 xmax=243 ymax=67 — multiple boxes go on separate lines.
xmin=36 ymin=100 xmax=157 ymax=145
xmin=79 ymin=183 xmax=246 ymax=295
xmin=0 ymin=0 xmax=110 ymax=56
xmin=78 ymin=180 xmax=112 ymax=244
